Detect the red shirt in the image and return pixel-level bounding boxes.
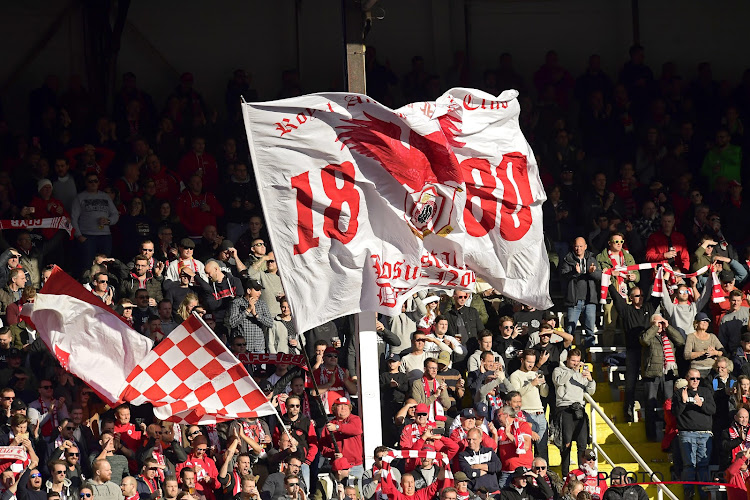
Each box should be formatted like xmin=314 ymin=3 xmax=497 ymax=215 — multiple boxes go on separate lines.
xmin=645 ymin=230 xmax=690 ymax=271
xmin=496 ymin=420 xmax=533 ymax=471
xmin=148 ymin=167 xmax=182 ymax=201
xmin=113 ymin=422 xmax=142 ymax=453
xmin=175 ymin=454 xmax=220 ymax=500
xmin=29 ymin=196 xmax=70 ymax=239
xmin=175 ymin=191 xmax=224 ymax=237
xmin=178 ymin=152 xmax=219 ymax=193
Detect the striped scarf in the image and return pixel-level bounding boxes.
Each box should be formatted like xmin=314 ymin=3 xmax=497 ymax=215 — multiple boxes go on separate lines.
xmin=601 ymin=262 xmax=724 ymax=304
xmin=661 ymin=331 xmax=677 ymax=374
xmin=381 ymin=449 xmax=453 ymax=487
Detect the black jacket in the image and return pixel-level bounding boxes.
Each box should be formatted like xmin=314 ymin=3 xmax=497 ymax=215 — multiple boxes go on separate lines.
xmin=671 ymin=385 xmax=716 ymax=432
xmin=559 ymin=250 xmax=602 ymax=306
xmin=609 ymin=285 xmax=659 ymax=350
xmin=446 ymin=305 xmax=483 ymax=343
xmin=496 ymin=478 xmax=553 ymax=500
xmin=602 ymin=484 xmax=649 ymax=500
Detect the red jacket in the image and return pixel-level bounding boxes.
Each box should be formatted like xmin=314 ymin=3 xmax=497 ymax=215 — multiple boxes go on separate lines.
xmin=176 ymin=453 xmax=220 ymax=500
xmin=645 ymin=230 xmax=690 ymax=271
xmin=148 ymin=167 xmax=182 ymax=201
xmin=381 ymin=472 xmax=445 ymax=500
xmin=564 ymin=469 xmax=607 ymax=499
xmin=399 ymin=423 xmax=459 ymax=470
xmin=178 ymin=152 xmax=219 ymax=193
xmin=724 ymin=453 xmax=749 ymax=500
xmin=175 ymin=191 xmax=224 ymax=237
xmin=29 ymin=195 xmax=70 ymax=239
xmin=320 ymin=413 xmax=364 ymax=466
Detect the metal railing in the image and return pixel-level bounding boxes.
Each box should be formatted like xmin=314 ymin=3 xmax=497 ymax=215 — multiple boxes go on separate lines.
xmin=585 ymin=393 xmax=678 ymax=500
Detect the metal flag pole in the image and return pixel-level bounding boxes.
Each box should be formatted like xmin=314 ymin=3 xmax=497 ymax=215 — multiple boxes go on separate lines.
xmin=299 ymin=343 xmax=341 ymax=455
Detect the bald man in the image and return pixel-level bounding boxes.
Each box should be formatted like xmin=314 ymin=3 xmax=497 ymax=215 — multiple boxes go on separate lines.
xmin=121 ymin=477 xmax=138 ymax=500
xmin=195 ymin=259 xmax=243 ymax=326
xmin=560 ymin=237 xmax=601 ymax=339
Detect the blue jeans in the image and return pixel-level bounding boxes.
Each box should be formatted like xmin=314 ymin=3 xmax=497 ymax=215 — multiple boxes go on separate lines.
xmin=526 ymin=411 xmax=548 ymax=461
xmin=348 ymin=464 xmax=364 ymax=489
xmin=566 ymin=300 xmax=597 ymax=337
xmin=301 ymin=463 xmax=310 ymax=493
xmin=679 ymin=431 xmax=712 ymax=499
xmin=77 ymin=234 xmax=112 ymax=274
xmin=730 ymin=259 xmax=749 ymax=286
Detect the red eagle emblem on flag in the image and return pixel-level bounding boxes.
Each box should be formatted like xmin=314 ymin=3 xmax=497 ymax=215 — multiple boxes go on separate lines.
xmin=336 ymin=111 xmax=465 ymax=238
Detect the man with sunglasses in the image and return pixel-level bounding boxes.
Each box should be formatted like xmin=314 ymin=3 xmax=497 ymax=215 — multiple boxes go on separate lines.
xmin=46 ymin=459 xmax=76 ymax=500
xmin=62 ymin=445 xmax=84 ymax=490
xmin=597 ymin=231 xmax=640 ymax=345
xmin=136 ymin=458 xmax=164 ymax=500
xmin=275 ymin=395 xmax=318 ymax=489
xmin=320 ymin=398 xmax=364 ymax=487
xmin=529 ymin=457 xmax=562 ymax=499
xmin=21 ymin=466 xmax=46 ymax=500
xmin=247 ymin=251 xmax=283 ymax=318
xmin=29 ymin=379 xmax=68 ymax=441
xmin=313 ymin=348 xmax=356 ymax=414
xmin=71 ymin=173 xmax=120 ymax=274
xmin=608 ymin=275 xmax=659 ymax=423
xmin=673 ymin=369 xmax=716 ymax=500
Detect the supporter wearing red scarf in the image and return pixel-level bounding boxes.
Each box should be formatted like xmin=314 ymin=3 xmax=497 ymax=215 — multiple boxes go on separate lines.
xmin=398 ymin=403 xmax=459 ymax=471
xmin=725 ymin=448 xmax=750 ymax=500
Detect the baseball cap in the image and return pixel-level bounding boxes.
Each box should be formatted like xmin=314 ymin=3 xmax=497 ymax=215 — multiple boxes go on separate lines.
xmin=386 ymin=353 xmax=400 ymax=362
xmin=421 ymin=445 xmax=435 ymax=452
xmin=10 ymin=399 xmax=26 ymax=411
xmin=512 ymin=466 xmax=529 ymax=479
xmin=332 ymin=457 xmax=351 ymax=472
xmin=258 ymin=380 xmax=273 ymax=393
xmin=332 ymin=397 xmax=350 ymax=407
xmin=719 ymin=270 xmax=735 ymax=283
xmin=179 ymin=238 xmax=195 ymax=249
xmin=414 ymin=403 xmax=429 ymax=414
xmin=474 ymin=402 xmax=489 ymax=420
xmin=7 ymin=348 xmax=21 ymax=358
xmin=610 ymin=466 xmax=628 ymax=480
xmin=219 ymin=239 xmax=234 ymax=252
xmin=324 ymin=346 xmax=338 ymax=355
xmin=244 ymin=278 xmax=263 ymax=291
xmin=460 ymin=408 xmax=476 ymax=419
xmin=437 ymin=350 xmax=451 ymax=366
xmin=583 ymin=449 xmax=596 ymax=461
xmin=542 ymin=311 xmax=556 ymax=321
xmin=453 ymin=472 xmax=469 ymax=482
xmin=695 ymin=312 xmax=710 ymax=322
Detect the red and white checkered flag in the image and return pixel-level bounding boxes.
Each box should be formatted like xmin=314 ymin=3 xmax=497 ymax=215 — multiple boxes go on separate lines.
xmin=118 ymin=315 xmax=276 ymax=424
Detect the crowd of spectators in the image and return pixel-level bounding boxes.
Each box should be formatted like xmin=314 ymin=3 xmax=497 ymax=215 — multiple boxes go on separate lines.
xmin=0 ymin=42 xmax=749 ymax=500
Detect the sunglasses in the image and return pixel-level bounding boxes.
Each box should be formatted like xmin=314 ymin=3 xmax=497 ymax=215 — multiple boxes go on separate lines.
xmin=503 ymin=325 xmax=514 ymax=329
xmin=287 ymin=404 xmax=300 ymax=408
xmin=196 ymin=447 xmax=208 ymax=452
xmin=31 ymin=473 xmax=42 ymax=478
xmin=287 ymin=483 xmax=299 ymax=487
xmin=65 ymin=426 xmax=75 ymax=431
xmin=55 ymin=470 xmax=66 ymax=475
xmin=148 ymin=467 xmax=159 ymax=471
xmin=611 ymin=240 xmax=624 ymax=244
xmin=630 ymin=294 xmax=641 ymax=298
xmin=325 ymin=353 xmax=338 ymax=357
xmin=81 ymin=494 xmax=92 ymax=498
xmin=416 ymin=413 xmax=428 ymax=416
xmin=98 ymin=280 xmax=108 ymax=284
xmin=253 ymin=243 xmax=265 ymax=247
xmin=533 ymin=466 xmax=546 ymax=470
xmin=688 ymin=377 xmax=701 ymax=381
xmin=1 ymin=397 xmax=13 ymax=401
xmin=41 ymin=385 xmax=53 ymax=389
xmin=267 ymin=260 xmax=275 ymax=263
xmin=66 ymin=453 xmax=79 ymax=457
xmin=189 ymin=430 xmax=202 ymax=436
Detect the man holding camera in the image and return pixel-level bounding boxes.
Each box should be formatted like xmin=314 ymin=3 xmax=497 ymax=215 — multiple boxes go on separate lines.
xmin=552 ymin=350 xmax=596 ymax=476
xmin=496 ymin=466 xmax=553 ymax=500
xmin=672 ymin=369 xmax=716 ymax=500
xmin=509 ymin=349 xmax=550 ymax=461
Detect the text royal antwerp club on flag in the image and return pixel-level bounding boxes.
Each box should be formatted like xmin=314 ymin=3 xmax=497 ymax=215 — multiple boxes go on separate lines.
xmin=31 ymin=267 xmax=275 ymax=423
xmin=242 ymin=88 xmax=552 ymax=333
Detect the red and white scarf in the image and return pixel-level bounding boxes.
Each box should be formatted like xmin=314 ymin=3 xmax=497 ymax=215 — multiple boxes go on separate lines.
xmin=241 ymin=420 xmax=266 ymax=444
xmin=728 ymin=423 xmax=750 ymax=458
xmin=381 ymin=449 xmax=453 ymax=487
xmin=130 ymin=271 xmax=147 ymax=289
xmin=38 ymin=398 xmax=58 ymax=437
xmin=608 ymin=250 xmax=628 ymax=297
xmin=661 ymin=331 xmax=677 ymax=374
xmin=601 ymin=261 xmax=724 ymax=304
xmin=422 ymin=377 xmax=446 ymax=422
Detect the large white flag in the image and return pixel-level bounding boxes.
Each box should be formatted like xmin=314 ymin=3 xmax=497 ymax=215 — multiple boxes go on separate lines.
xmin=31 ymin=266 xmax=153 ymax=405
xmin=242 ymin=88 xmax=551 ymax=333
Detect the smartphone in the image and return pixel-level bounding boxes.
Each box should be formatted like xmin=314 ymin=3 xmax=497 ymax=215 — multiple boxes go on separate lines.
xmin=135 ymin=418 xmax=144 ymax=427
xmin=494 ymin=355 xmax=501 ymax=364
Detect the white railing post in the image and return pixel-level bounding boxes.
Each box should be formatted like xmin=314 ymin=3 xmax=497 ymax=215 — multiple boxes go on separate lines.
xmin=584 ymin=393 xmax=678 ymax=500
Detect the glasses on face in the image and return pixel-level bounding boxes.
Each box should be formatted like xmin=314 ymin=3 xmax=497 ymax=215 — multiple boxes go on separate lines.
xmin=86 ymin=179 xmax=99 ymax=184
xmin=67 ymin=453 xmax=79 ymax=457
xmin=630 ymin=294 xmax=641 ymax=298
xmin=325 ymin=353 xmax=338 ymax=358
xmin=148 ymin=467 xmax=159 ymax=471
xmin=81 ymin=494 xmax=92 ymax=498
xmin=98 ymin=280 xmax=108 ymax=284
xmin=55 ymin=470 xmax=66 ymax=475
xmin=253 ymin=243 xmax=265 ymax=247
xmin=267 ymin=260 xmax=275 ymax=263
xmin=196 ymin=447 xmax=208 ymax=452
xmin=189 ymin=430 xmax=201 ymax=437
xmin=287 ymin=483 xmax=299 ymax=487
xmin=689 ymin=377 xmax=701 ymax=381
xmin=416 ymin=413 xmax=428 ymax=417
xmin=142 ymin=248 xmax=154 ymax=253
xmin=41 ymin=385 xmax=53 ymax=389
xmin=65 ymin=426 xmax=75 ymax=431
xmin=503 ymin=325 xmax=514 ymax=329
xmin=287 ymin=404 xmax=300 ymax=408
xmin=533 ymin=466 xmax=546 ymax=470
xmin=1 ymin=396 xmax=13 ymax=401
xmin=678 ymin=290 xmax=689 ymax=294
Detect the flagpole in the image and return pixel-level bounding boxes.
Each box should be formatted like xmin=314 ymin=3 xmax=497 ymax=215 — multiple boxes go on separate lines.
xmin=299 ymin=343 xmax=342 ymax=455
xmin=188 ymin=312 xmax=294 ymax=443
